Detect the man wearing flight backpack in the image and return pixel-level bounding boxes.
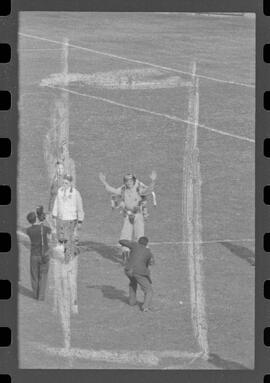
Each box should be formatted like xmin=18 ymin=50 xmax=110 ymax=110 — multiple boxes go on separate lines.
xmin=99 ymin=171 xmax=157 ymax=260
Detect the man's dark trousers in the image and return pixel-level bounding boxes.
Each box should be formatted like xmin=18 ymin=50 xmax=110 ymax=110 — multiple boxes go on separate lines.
xmin=30 ymin=256 xmax=49 ymax=300
xmin=126 ymin=272 xmax=153 ymax=310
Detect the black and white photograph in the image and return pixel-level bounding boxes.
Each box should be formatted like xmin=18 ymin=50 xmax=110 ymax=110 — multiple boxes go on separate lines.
xmin=17 ymin=12 xmax=255 ymax=369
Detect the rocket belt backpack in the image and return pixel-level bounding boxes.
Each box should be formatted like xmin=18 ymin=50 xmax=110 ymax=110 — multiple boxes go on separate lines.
xmin=111 ymin=181 xmax=157 ymax=223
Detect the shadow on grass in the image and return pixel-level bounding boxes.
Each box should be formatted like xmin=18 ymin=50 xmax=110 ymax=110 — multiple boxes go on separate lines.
xmin=208 ymin=353 xmax=249 ymax=370
xmin=19 ymin=283 xmax=34 ymax=299
xmin=87 ymin=284 xmax=129 ymax=305
xmin=79 ymin=240 xmax=123 ymax=265
xmin=219 ymin=242 xmax=255 ymax=266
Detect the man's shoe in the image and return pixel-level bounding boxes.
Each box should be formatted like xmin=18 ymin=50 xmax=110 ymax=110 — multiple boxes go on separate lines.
xmin=142 ymin=306 xmax=159 ymax=312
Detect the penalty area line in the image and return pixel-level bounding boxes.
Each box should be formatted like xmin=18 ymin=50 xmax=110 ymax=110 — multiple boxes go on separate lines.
xmin=44 ymin=85 xmax=255 ymax=144
xmin=16 ymin=229 xmax=254 ymax=246
xmin=19 ymin=48 xmax=63 ymax=51
xmin=19 ymin=32 xmax=254 ymax=88
xmin=31 ymin=342 xmax=201 ymax=366
xmin=149 ymin=238 xmax=255 ymax=245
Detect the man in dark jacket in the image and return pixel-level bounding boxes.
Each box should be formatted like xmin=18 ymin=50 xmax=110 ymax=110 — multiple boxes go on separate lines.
xmin=26 ymin=211 xmax=51 ymax=300
xmin=119 ymin=236 xmax=154 ymax=312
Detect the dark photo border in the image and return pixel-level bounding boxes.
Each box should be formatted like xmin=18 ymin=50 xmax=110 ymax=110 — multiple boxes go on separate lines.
xmin=0 ymin=0 xmax=267 ymax=382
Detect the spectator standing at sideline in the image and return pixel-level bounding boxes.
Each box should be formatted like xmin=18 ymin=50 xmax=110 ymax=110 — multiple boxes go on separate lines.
xmin=26 ymin=210 xmax=51 ymax=300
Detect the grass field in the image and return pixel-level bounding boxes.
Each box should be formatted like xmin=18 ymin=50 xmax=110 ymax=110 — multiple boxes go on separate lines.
xmin=18 ymin=12 xmax=255 ymax=369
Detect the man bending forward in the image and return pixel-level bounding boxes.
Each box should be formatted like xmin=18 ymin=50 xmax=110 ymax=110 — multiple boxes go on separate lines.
xmin=119 ymin=236 xmax=154 ymax=312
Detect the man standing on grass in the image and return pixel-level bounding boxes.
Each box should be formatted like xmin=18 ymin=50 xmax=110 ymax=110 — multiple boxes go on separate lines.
xmin=52 ymin=174 xmax=84 ymax=248
xmin=51 ymin=174 xmax=84 ymax=314
xmin=119 ymin=236 xmax=154 ymax=312
xmin=99 ymin=171 xmax=157 ymax=259
xmin=26 ymin=211 xmax=51 ymax=301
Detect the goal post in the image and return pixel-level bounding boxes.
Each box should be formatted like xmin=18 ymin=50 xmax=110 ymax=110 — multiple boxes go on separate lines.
xmin=43 ymin=39 xmax=79 ymax=350
xmin=44 ymin=38 xmax=76 ymax=185
xmin=59 ymin=38 xmax=70 ymax=174
xmin=182 ymin=62 xmax=209 ymax=358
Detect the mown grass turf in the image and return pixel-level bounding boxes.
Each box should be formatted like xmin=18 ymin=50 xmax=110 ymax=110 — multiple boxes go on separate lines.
xmin=18 ymin=12 xmax=255 ymax=369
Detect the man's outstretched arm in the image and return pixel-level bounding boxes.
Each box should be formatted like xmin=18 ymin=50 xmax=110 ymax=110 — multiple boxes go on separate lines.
xmin=119 ymin=239 xmax=136 ymax=249
xmin=139 ymin=170 xmax=157 ymax=196
xmin=99 ymin=172 xmax=122 ymax=195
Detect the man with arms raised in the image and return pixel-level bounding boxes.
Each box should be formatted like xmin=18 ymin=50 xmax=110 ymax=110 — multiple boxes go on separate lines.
xmin=99 ymin=171 xmax=157 ymax=260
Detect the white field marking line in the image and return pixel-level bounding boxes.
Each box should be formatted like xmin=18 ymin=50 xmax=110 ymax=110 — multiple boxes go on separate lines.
xmin=41 ymin=71 xmax=192 ymax=90
xmin=19 ymin=48 xmax=63 ymax=51
xmin=163 ymin=351 xmax=206 ymax=369
xmin=44 ymin=40 xmax=75 ymax=351
xmin=52 ymin=257 xmax=75 ymax=350
xmin=155 ymin=12 xmax=182 ymax=14
xmin=16 ymin=230 xmax=254 ymax=246
xmin=19 ymin=32 xmax=254 ymax=89
xmin=17 ymin=230 xmax=29 ymax=240
xmin=192 ymin=13 xmax=249 ymax=18
xmin=45 ymin=85 xmax=255 ymax=144
xmin=148 ymin=238 xmax=255 ymax=245
xmin=32 ymin=342 xmax=201 ymax=366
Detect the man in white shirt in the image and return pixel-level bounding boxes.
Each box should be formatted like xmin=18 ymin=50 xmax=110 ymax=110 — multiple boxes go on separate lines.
xmin=52 ymin=174 xmax=84 ymax=245
xmin=51 ymin=174 xmax=84 ymax=314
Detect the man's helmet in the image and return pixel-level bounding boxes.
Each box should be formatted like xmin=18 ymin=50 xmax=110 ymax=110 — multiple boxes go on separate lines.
xmin=123 ymin=173 xmax=136 ymax=184
xmin=26 ymin=211 xmax=37 ymax=224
